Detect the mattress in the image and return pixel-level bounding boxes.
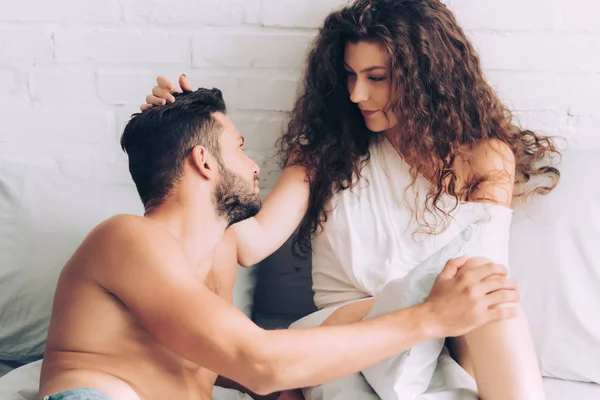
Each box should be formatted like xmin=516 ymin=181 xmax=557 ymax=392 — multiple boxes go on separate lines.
xmin=0 ymin=361 xmax=24 ymax=380
xmin=544 ymin=377 xmax=600 ymax=400
xmin=1 ymin=360 xmax=598 ymax=400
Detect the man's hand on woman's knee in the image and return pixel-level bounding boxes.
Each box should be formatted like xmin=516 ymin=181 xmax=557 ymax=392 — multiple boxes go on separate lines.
xmin=423 ymin=256 xmax=520 ymax=338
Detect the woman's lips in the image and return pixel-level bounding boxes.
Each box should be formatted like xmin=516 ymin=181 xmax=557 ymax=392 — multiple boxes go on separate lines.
xmin=361 ymin=109 xmax=379 ymax=118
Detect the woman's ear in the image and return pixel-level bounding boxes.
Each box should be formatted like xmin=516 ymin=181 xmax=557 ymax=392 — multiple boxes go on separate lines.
xmin=190 ymin=145 xmax=218 ymax=181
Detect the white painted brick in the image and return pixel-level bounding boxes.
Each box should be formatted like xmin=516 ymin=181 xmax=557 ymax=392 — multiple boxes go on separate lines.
xmin=512 ymin=110 xmax=569 ymax=139
xmin=246 ymin=151 xmax=282 ymax=192
xmin=0 ymin=142 xmax=118 ymax=160
xmin=448 ymin=0 xmax=560 ymax=31
xmin=0 ymin=69 xmax=32 ymax=110
xmin=237 ymin=77 xmax=298 ymax=112
xmin=243 ymin=0 xmax=261 ymax=25
xmin=508 ymin=109 xmax=600 ymax=152
xmin=193 ymin=73 xmax=240 ymax=108
xmin=98 ymin=71 xmax=238 ymax=108
xmin=0 ymin=70 xmax=16 ymax=92
xmin=566 ymin=75 xmax=600 ymax=116
xmin=0 ymin=154 xmax=58 ymax=169
xmin=260 ymin=0 xmax=348 ymax=28
xmin=0 ymin=0 xmax=121 ymax=23
xmin=29 ymin=69 xmax=100 ymax=109
xmin=487 ymin=71 xmax=600 ymax=118
xmin=98 ymin=71 xmax=171 ymax=107
xmin=54 ymin=30 xmax=189 ymax=65
xmin=557 ymin=0 xmax=600 ymax=33
xmin=486 ymin=71 xmax=569 ymax=111
xmin=193 ymin=32 xmax=313 ymax=69
xmin=0 ymin=112 xmax=113 ymax=144
xmin=473 ymin=32 xmax=600 ymax=73
xmin=229 ymin=113 xmax=287 ymax=151
xmin=123 ymin=0 xmax=257 ymax=27
xmin=58 ymin=158 xmax=132 ymax=185
xmin=0 ymin=0 xmax=598 ymax=185
xmin=0 ymin=29 xmax=53 ymax=66
xmin=117 ymin=106 xmax=137 ymax=147
xmin=567 ymin=115 xmax=600 ymax=151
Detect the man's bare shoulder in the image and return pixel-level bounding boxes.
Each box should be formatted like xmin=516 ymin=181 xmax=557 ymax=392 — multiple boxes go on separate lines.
xmin=72 ymin=214 xmax=186 ymax=281
xmin=86 ymin=214 xmax=172 ymax=250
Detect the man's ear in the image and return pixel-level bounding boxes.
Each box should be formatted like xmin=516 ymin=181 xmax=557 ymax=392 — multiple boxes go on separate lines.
xmin=190 ymin=146 xmax=218 ymax=181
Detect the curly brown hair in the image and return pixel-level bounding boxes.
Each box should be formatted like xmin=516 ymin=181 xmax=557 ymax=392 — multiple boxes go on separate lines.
xmin=279 ymin=0 xmax=560 ymax=255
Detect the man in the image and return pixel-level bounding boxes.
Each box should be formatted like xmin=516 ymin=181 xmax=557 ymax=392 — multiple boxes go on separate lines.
xmin=38 ymin=88 xmax=519 ymax=400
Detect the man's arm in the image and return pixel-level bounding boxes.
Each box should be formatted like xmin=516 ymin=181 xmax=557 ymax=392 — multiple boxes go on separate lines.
xmin=215 ymin=376 xmax=282 ymax=400
xmin=212 ymin=230 xmax=280 ymax=399
xmin=94 ymin=217 xmax=518 ymax=396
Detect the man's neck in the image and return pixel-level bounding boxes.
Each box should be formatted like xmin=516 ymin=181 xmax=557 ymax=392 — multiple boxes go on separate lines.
xmin=144 ymin=197 xmax=227 ymax=270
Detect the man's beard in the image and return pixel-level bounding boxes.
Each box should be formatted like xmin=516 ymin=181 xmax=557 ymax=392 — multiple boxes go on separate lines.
xmin=213 ymin=164 xmax=261 ymax=227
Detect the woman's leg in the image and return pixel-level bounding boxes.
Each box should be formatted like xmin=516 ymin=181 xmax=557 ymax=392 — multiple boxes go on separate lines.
xmin=445 ymin=336 xmax=475 ymax=378
xmin=320 ymin=298 xmax=375 ymax=326
xmin=450 ymin=306 xmax=545 ymax=400
xmin=323 ymin=299 xmax=544 ymax=400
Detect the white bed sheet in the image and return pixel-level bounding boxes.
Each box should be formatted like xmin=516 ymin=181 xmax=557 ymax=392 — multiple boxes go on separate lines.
xmin=0 ymin=360 xmax=598 ymax=400
xmin=543 ymin=377 xmax=600 ymax=400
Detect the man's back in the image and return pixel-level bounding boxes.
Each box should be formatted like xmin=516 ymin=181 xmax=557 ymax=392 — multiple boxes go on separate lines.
xmin=38 ymin=215 xmax=233 ymax=400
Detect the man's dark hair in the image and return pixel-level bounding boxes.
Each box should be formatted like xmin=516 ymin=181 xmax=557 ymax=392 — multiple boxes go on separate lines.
xmin=121 ymin=88 xmax=227 ymax=211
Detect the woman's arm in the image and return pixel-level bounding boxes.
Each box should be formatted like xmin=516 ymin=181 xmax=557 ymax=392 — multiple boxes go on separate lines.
xmin=142 ymin=74 xmax=312 ymax=267
xmin=230 ymin=163 xmax=309 ymax=267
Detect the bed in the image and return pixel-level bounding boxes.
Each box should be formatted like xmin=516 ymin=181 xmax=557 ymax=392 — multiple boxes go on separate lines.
xmin=1 ymin=152 xmax=598 ymax=399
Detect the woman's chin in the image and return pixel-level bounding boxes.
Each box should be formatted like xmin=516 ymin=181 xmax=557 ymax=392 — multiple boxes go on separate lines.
xmin=365 ymin=120 xmax=396 ymax=133
xmin=364 ymin=120 xmax=385 ymax=133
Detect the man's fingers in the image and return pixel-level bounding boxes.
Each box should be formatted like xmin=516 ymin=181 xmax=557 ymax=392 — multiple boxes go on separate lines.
xmin=439 ymin=256 xmax=469 ymax=278
xmin=478 ymin=276 xmax=517 ymax=295
xmin=179 ymin=74 xmax=193 ymax=92
xmin=462 ymin=262 xmax=508 ymax=285
xmin=484 ymin=288 xmax=520 ymax=308
xmin=488 ymin=305 xmax=519 ymax=322
xmin=156 ymin=75 xmax=175 ymax=92
xmin=152 ymin=86 xmax=176 ymax=103
xmin=140 ymin=103 xmax=153 ymax=112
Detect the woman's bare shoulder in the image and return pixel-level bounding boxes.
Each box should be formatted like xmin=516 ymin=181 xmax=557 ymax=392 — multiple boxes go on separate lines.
xmin=454 ymin=139 xmax=516 ymax=206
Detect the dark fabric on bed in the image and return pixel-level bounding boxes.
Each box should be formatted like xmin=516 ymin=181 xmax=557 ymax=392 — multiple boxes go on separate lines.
xmin=252 ymin=238 xmax=317 ymax=329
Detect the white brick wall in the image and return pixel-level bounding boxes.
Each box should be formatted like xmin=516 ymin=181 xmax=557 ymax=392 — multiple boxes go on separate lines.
xmin=0 ymin=0 xmax=598 ymax=189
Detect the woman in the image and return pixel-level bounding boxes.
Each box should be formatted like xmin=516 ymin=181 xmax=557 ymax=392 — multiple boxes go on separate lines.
xmin=142 ymin=1 xmax=559 ymax=398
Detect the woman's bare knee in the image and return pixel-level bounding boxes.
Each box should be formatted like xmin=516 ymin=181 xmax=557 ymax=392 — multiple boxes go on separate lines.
xmin=446 ymin=336 xmax=476 ymax=379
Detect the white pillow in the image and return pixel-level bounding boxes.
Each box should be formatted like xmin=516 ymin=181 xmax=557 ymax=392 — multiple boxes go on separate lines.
xmin=510 ymin=150 xmax=600 ymax=384
xmin=0 ymin=160 xmax=144 ymax=361
xmin=0 ymin=159 xmax=255 ymax=362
